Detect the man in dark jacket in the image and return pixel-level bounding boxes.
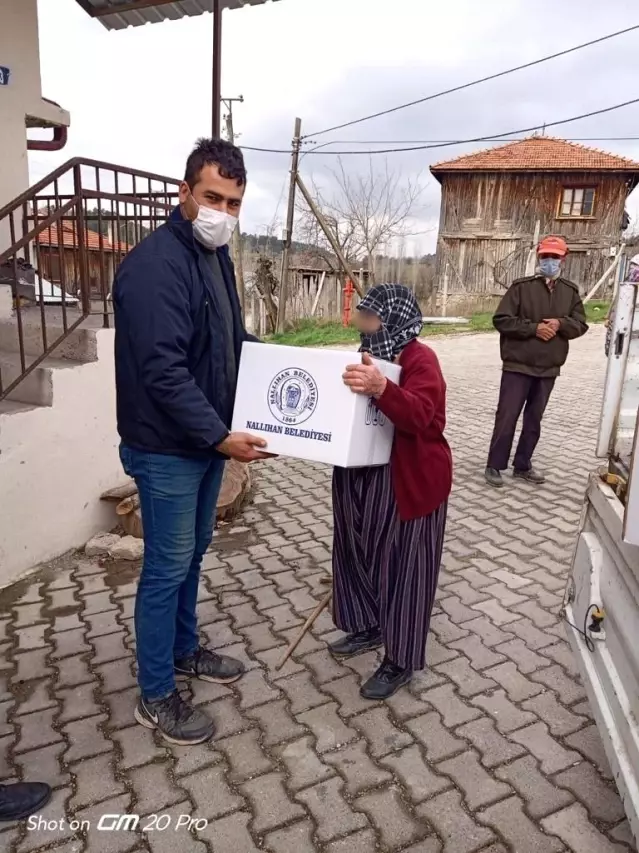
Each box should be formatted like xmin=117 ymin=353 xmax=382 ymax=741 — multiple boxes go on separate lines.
xmin=485 ymin=235 xmax=588 ymax=488
xmin=113 ymin=138 xmax=269 ymax=745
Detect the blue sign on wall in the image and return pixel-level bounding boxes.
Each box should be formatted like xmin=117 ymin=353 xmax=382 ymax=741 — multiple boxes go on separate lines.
xmin=0 ymin=67 xmax=10 ymax=86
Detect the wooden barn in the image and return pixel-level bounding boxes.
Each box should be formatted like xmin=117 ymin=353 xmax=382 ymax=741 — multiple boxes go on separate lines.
xmin=430 ymin=136 xmax=639 ymax=310
xmin=36 ymin=220 xmax=129 ymax=297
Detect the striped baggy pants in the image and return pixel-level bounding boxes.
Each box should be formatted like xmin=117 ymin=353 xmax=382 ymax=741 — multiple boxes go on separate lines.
xmin=331 ymin=463 xmax=447 ymax=671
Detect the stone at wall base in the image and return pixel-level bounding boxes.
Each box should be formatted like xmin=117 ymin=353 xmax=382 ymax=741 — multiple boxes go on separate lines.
xmin=110 ymin=535 xmax=144 ymax=561
xmin=85 ymin=532 xmax=121 ymax=557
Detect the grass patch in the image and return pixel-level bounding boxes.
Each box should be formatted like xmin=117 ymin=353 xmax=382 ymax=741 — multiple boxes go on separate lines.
xmin=266 ymin=301 xmax=610 ymax=348
xmin=467 ymin=313 xmax=495 ymax=332
xmin=266 ymin=316 xmax=488 ymax=347
xmin=585 ymin=300 xmax=609 ymax=324
xmin=267 ymin=320 xmax=360 ymax=348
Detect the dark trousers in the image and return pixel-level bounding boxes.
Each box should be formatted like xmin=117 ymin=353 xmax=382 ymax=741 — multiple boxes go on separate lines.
xmin=332 ymin=464 xmax=447 ymax=671
xmin=487 ymin=371 xmax=555 ymax=472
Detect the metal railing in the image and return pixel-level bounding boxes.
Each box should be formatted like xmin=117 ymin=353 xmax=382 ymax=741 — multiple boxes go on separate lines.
xmin=0 ymin=158 xmax=180 ymax=401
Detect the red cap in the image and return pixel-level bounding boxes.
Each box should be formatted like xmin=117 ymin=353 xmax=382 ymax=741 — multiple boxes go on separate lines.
xmin=537 ymin=236 xmax=568 ymax=257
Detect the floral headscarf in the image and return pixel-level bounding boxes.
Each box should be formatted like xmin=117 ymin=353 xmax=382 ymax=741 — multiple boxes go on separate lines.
xmin=357 ymin=284 xmax=424 ymax=362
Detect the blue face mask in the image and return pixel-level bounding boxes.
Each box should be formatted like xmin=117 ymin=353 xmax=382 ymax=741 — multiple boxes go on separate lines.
xmin=538 ymin=258 xmax=561 ymax=279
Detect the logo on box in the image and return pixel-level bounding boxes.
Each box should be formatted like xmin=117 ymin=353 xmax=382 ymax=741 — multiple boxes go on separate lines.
xmin=365 ymin=397 xmax=387 ymax=427
xmin=268 ymin=368 xmax=318 ymax=426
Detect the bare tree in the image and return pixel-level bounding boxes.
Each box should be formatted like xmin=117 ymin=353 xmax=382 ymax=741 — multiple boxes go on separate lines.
xmin=297 ymin=158 xmax=424 ymax=284
xmin=295 ymin=176 xmax=359 ymax=271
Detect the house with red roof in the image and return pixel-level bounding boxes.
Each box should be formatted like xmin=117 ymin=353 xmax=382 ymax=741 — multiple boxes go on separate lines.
xmin=36 ymin=219 xmax=130 ymax=298
xmin=429 ymin=136 xmax=639 ymax=309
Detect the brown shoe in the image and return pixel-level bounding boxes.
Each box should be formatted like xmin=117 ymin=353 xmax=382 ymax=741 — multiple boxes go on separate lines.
xmin=513 ymin=467 xmax=545 ymax=484
xmin=485 ymin=467 xmax=504 ymax=488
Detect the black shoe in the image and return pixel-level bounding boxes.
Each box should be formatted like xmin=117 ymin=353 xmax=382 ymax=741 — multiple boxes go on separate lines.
xmin=513 ymin=467 xmax=545 ymax=484
xmin=0 ymin=782 xmax=52 ymax=821
xmin=360 ymin=658 xmax=413 ymax=700
xmin=175 ymin=646 xmax=245 ymax=684
xmin=329 ymin=628 xmax=383 ymax=659
xmin=134 ymin=690 xmax=215 ymax=745
xmin=485 ymin=467 xmax=504 ymax=488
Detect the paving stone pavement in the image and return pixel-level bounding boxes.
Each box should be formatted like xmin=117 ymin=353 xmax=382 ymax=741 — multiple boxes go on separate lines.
xmin=1 ymin=325 xmax=636 ymax=853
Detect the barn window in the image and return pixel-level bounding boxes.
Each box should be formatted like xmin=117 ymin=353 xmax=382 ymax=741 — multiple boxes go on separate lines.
xmin=559 ymin=187 xmax=597 ymax=218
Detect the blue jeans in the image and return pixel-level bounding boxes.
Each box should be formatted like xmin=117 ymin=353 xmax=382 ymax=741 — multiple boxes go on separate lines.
xmin=119 ymin=445 xmax=225 ymax=701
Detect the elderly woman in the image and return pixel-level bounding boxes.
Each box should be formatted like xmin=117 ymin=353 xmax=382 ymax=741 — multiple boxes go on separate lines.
xmin=329 ymin=284 xmax=452 ymax=700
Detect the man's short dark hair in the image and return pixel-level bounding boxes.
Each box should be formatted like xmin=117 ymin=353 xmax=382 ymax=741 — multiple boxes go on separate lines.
xmin=184 ymin=138 xmax=247 ymax=188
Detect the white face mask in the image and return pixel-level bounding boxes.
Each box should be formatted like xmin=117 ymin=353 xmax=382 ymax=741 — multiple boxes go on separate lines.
xmin=192 ymin=204 xmax=238 ymax=250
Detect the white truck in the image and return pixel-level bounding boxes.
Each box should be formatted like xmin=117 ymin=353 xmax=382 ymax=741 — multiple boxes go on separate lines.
xmin=564 ymin=253 xmax=639 ymax=847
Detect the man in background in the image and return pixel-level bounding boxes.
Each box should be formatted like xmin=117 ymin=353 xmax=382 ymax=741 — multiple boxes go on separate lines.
xmin=485 ymin=235 xmax=588 ymax=488
xmin=114 ymin=139 xmax=268 ymax=746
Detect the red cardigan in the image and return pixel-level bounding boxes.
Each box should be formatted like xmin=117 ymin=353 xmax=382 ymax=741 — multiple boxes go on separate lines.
xmin=375 ymin=339 xmax=453 ymax=521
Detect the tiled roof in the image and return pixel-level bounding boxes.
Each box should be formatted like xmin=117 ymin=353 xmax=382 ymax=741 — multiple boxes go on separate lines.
xmin=36 ymin=221 xmax=130 ymax=253
xmin=430 ymin=136 xmax=639 ymax=176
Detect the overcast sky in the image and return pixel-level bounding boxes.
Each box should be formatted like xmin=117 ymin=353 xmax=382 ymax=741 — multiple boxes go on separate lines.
xmin=33 ymin=0 xmax=639 ymax=254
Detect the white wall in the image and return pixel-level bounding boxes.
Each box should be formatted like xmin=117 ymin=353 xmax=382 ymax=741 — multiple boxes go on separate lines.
xmin=0 ymin=330 xmax=128 ymax=585
xmin=0 ymin=0 xmax=36 ymax=220
xmin=0 ymin=287 xmax=12 ymax=320
xmin=0 ymin=0 xmax=70 ymax=252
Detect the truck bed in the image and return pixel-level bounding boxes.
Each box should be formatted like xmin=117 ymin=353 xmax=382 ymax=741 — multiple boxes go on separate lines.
xmin=565 ymin=473 xmax=639 ymax=846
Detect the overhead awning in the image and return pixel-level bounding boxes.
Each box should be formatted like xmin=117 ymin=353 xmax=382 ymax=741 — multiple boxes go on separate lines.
xmin=74 ymin=0 xmax=280 ymax=30
xmin=74 ymin=0 xmax=282 ymax=136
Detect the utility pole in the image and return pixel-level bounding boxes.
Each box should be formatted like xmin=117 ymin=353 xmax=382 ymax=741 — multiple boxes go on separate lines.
xmin=223 ymin=95 xmax=246 ymax=315
xmin=397 ymin=239 xmax=406 ymax=285
xmin=212 ymin=0 xmax=223 ymax=138
xmin=277 ymin=117 xmax=302 ymax=333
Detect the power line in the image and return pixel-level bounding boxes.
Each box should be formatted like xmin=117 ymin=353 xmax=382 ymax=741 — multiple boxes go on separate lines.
xmin=239 ymin=97 xmax=639 ymax=156
xmin=303 ymin=23 xmax=639 ymax=140
xmin=302 ymin=136 xmax=639 ymax=145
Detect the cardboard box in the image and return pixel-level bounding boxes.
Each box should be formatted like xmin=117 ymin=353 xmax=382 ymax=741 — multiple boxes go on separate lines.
xmin=231 ymin=342 xmax=401 ymax=467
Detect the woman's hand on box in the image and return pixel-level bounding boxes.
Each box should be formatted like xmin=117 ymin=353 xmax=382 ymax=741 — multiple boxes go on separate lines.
xmin=217 ymin=432 xmax=275 ymax=462
xmin=343 ymin=353 xmax=387 ymax=398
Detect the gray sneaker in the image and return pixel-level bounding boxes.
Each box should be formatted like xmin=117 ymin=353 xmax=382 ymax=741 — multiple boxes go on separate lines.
xmin=175 ymin=646 xmax=245 ymax=684
xmin=513 ymin=467 xmax=545 ymax=484
xmin=134 ymin=690 xmax=214 ymax=745
xmin=485 ymin=467 xmax=503 ymax=488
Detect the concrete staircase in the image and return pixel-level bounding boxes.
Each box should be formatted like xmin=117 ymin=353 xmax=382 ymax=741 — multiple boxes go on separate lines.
xmin=0 ymin=157 xmax=181 ymax=585
xmin=0 ymin=307 xmax=98 ymax=408
xmin=0 ymin=309 xmax=125 ymax=586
